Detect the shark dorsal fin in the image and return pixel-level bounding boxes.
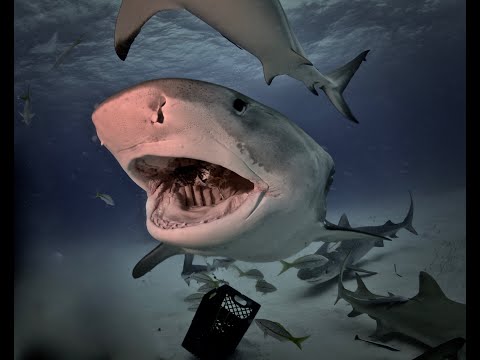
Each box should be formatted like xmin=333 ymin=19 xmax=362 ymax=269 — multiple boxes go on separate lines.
xmin=388 ymin=292 xmax=395 ymax=297
xmin=338 ymin=214 xmax=351 ymax=228
xmin=384 ymin=220 xmax=395 ymax=226
xmin=354 ymin=273 xmax=374 ymax=297
xmin=414 ymin=271 xmax=446 ymax=300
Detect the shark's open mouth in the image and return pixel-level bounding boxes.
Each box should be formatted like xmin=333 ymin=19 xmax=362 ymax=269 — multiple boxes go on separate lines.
xmin=131 ymin=156 xmax=255 ymax=230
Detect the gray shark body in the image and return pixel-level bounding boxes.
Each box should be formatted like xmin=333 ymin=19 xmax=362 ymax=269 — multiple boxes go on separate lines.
xmin=298 ymin=192 xmax=417 ymax=284
xmin=336 ymin=253 xmax=466 ymax=355
xmin=114 ymin=0 xmax=370 ymax=123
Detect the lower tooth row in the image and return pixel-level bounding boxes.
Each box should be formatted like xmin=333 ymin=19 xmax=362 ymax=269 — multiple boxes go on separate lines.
xmin=154 ymin=216 xmax=222 ymax=229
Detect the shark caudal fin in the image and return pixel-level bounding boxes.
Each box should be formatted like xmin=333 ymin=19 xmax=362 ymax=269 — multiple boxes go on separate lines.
xmin=402 ymin=191 xmax=418 ymax=235
xmin=316 ymin=50 xmax=370 ymax=123
xmin=114 ymin=0 xmax=181 ymax=60
xmin=335 ymin=250 xmax=353 ymax=305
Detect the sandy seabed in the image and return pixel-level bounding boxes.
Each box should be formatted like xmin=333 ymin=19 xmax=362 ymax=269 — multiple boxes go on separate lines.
xmin=14 ymin=188 xmax=466 ymax=360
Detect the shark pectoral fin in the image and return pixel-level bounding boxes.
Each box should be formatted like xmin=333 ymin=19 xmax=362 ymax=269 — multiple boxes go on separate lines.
xmin=132 ymin=242 xmax=184 ymax=279
xmin=370 ymin=320 xmax=394 ymax=342
xmin=262 ymin=49 xmax=312 ymax=85
xmin=114 ymin=0 xmax=181 ymax=60
xmin=19 ymin=112 xmax=24 ymax=118
xmin=347 ymin=309 xmax=363 ymax=318
xmin=346 ymin=266 xmax=377 ymax=276
xmin=318 ymin=223 xmax=391 ymax=243
xmin=389 ymin=234 xmax=398 ymax=238
xmin=374 ymin=239 xmax=384 ymax=247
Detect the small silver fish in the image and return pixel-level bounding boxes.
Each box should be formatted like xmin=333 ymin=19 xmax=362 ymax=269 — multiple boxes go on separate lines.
xmin=95 ymin=192 xmax=115 ymax=206
xmin=190 ymin=272 xmax=216 ymax=285
xmin=255 ymin=279 xmax=277 ymax=294
xmin=198 ymin=282 xmax=218 ymax=293
xmin=255 ymin=319 xmax=310 ymax=349
xmin=278 ymin=254 xmax=329 ymax=275
xmin=184 ymin=293 xmax=205 ymax=303
xmin=188 ymin=302 xmax=201 ymax=312
xmin=232 ymin=265 xmax=264 ymax=280
xmin=212 ymin=257 xmax=236 ymax=269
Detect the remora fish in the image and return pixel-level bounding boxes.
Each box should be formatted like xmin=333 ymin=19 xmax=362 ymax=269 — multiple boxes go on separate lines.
xmin=336 ymin=252 xmax=466 ymax=353
xmin=354 ymin=334 xmax=400 ymax=352
xmin=298 ymin=192 xmax=417 ymax=284
xmin=91 ymin=79 xmax=388 ymax=279
xmin=114 ymin=0 xmax=370 ymax=123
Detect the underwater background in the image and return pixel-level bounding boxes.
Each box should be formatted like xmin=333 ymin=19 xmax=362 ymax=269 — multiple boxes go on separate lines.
xmin=14 ymin=0 xmax=465 ymax=359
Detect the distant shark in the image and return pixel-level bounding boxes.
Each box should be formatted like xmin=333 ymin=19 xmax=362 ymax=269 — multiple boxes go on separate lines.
xmin=113 ymin=0 xmax=369 ymax=123
xmin=92 ymin=78 xmax=387 ymax=278
xmin=335 ymin=252 xmax=466 ymax=357
xmin=298 ymin=192 xmax=418 ymax=284
xmin=30 ymin=31 xmax=58 ymax=55
xmin=18 ymin=84 xmax=35 ymax=126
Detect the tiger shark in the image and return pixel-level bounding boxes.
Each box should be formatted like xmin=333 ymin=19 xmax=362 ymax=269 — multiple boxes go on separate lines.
xmin=91 ymin=78 xmax=387 ymax=278
xmin=114 ymin=0 xmax=369 ymax=123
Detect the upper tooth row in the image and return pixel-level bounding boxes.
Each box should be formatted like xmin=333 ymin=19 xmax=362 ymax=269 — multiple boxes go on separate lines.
xmin=180 ymin=185 xmax=225 ymax=207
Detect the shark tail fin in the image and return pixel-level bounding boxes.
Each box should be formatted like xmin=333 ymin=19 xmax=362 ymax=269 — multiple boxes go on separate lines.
xmin=316 ymin=50 xmax=370 ymax=124
xmin=291 ymin=335 xmax=310 ymax=350
xmin=114 ymin=0 xmax=181 ymax=61
xmin=335 ymin=250 xmax=353 ymax=305
xmin=278 ymin=260 xmax=292 ymax=276
xmin=403 ymin=191 xmax=418 ymax=235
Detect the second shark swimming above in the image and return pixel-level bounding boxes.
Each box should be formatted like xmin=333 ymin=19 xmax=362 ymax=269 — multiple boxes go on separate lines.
xmin=113 ymin=0 xmax=370 ymax=123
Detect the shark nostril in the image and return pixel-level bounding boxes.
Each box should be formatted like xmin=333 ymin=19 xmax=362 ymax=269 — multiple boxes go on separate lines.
xmin=157 ymin=108 xmax=164 ymax=123
xmin=152 ymin=96 xmax=166 ymax=124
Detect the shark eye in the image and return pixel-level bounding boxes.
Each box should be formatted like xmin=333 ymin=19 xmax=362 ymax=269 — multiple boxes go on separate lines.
xmin=233 ymin=98 xmax=248 ymax=114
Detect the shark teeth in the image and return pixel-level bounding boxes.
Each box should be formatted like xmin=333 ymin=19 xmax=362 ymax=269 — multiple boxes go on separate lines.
xmin=152 ymin=215 xmax=223 ymax=230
